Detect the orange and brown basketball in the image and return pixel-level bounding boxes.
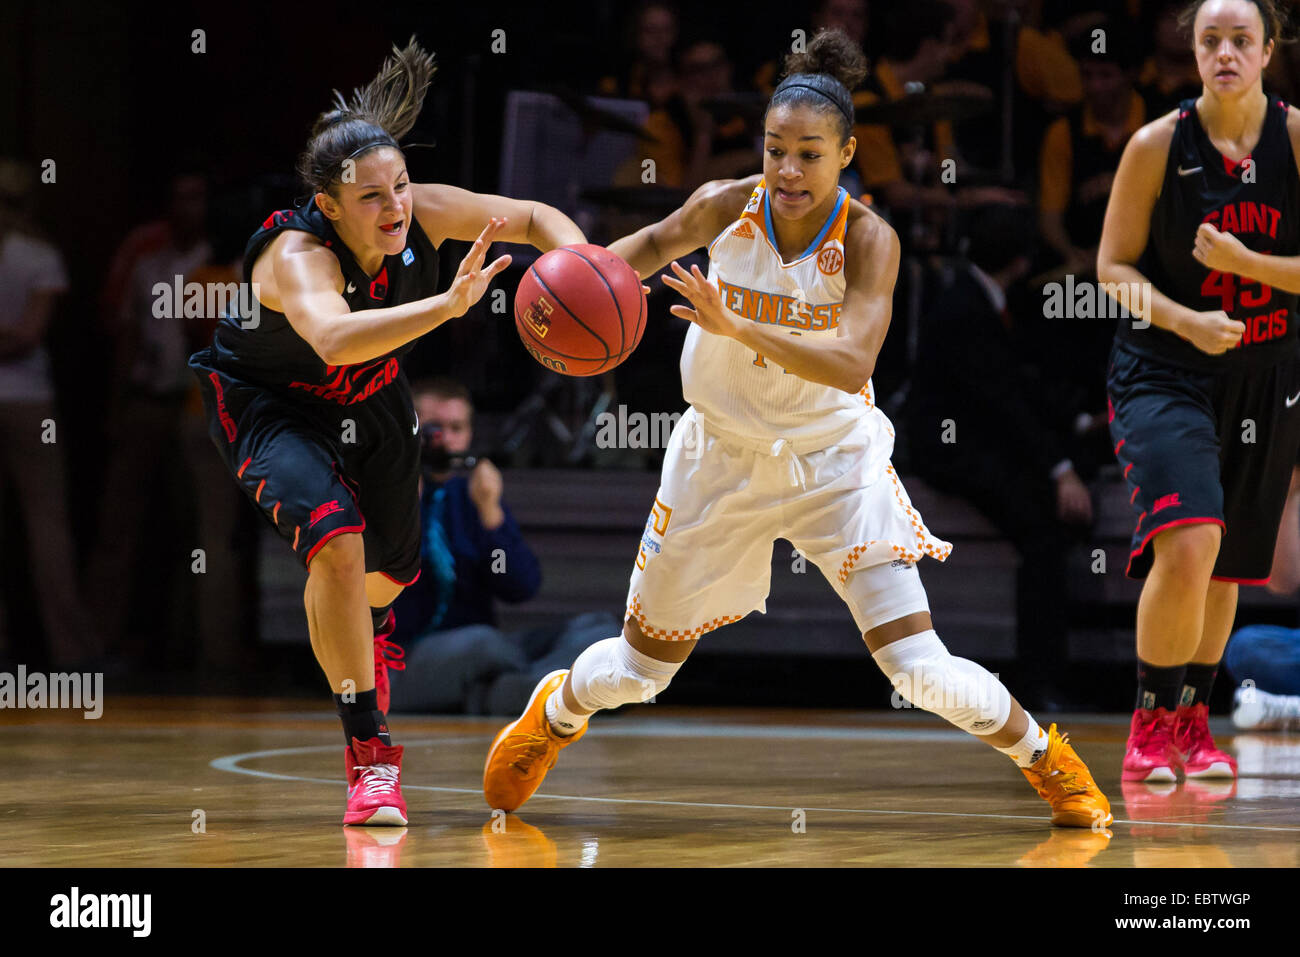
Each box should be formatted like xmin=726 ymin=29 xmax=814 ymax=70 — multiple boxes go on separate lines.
xmin=514 ymin=244 xmax=647 ymax=376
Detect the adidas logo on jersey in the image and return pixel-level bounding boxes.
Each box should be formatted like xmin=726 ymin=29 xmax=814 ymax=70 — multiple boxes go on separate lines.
xmin=731 ymin=220 xmax=755 ymax=239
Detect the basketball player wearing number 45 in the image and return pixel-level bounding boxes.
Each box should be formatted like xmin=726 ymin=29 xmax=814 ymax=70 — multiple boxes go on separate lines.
xmin=483 ymin=28 xmax=1113 ymax=830
xmin=1099 ymin=0 xmax=1300 ymax=786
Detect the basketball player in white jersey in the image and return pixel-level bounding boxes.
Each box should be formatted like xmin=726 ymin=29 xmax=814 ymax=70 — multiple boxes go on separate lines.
xmin=483 ymin=29 xmax=1113 ymax=829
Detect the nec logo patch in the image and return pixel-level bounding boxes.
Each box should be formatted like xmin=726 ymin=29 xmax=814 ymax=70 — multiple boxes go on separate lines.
xmin=308 ymin=500 xmax=345 ymax=527
xmin=1153 ymin=492 xmax=1182 ymax=514
xmin=402 ymin=248 xmax=415 ymax=265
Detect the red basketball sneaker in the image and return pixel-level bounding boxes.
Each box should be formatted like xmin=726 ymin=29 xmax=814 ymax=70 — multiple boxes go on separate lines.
xmin=372 ymin=609 xmax=404 ymax=715
xmin=344 ymin=737 xmax=408 ymax=826
xmin=1122 ymin=707 xmax=1182 ymax=782
xmin=1174 ymin=703 xmax=1238 ymax=779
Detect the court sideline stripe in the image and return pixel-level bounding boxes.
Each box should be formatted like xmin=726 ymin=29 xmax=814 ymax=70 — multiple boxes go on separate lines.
xmin=209 ymin=740 xmax=1300 ymax=833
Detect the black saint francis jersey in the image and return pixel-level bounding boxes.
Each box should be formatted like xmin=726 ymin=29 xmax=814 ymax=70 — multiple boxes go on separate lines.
xmin=1118 ymin=96 xmax=1300 ymax=371
xmin=208 ymin=201 xmax=439 ymax=406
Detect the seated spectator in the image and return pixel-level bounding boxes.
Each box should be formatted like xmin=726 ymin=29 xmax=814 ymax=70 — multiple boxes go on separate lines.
xmin=1033 ymin=18 xmax=1143 ymax=440
xmin=754 ymin=0 xmax=870 ymax=97
xmin=1038 ymin=19 xmax=1145 ymax=277
xmin=0 ymin=157 xmax=103 ymax=668
xmin=388 ymin=377 xmax=617 ymax=714
xmin=677 ymin=41 xmax=759 ymax=186
xmin=852 ymin=4 xmax=1025 ymax=228
xmin=852 ymin=1 xmax=962 ymax=213
xmin=598 ymin=0 xmax=678 ymax=102
xmin=86 ymin=168 xmax=211 ymax=664
xmin=1137 ymin=1 xmax=1202 ymax=119
xmin=905 ymin=203 xmax=1096 ymax=710
xmin=1225 ymin=460 xmax=1300 ymax=730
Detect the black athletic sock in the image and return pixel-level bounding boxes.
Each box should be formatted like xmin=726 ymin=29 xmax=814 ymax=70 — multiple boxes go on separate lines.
xmin=1179 ymin=662 xmax=1219 ymax=708
xmin=371 ymin=603 xmax=394 ymax=636
xmin=1136 ymin=660 xmax=1185 ymax=712
xmin=334 ymin=688 xmax=391 ymax=746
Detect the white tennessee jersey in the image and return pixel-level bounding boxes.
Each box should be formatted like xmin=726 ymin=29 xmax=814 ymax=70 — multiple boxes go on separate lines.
xmin=681 ymin=178 xmax=892 ymax=453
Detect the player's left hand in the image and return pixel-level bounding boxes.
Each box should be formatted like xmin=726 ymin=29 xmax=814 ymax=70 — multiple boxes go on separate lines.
xmin=1192 ymin=222 xmax=1250 ymax=275
xmin=662 ymin=261 xmax=742 ymax=339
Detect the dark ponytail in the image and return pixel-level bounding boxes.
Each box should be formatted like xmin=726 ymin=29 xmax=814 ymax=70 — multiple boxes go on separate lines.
xmin=769 ymin=28 xmax=868 ymax=144
xmin=296 ymin=36 xmax=437 ymax=195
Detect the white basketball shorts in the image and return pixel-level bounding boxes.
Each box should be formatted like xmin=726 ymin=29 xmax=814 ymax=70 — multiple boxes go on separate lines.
xmin=624 ymin=406 xmax=952 ymax=640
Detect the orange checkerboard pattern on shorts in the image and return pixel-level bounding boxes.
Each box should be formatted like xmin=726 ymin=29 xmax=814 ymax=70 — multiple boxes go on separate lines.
xmin=627 ymin=594 xmax=745 ymax=641
xmin=837 ymin=466 xmax=952 ymax=584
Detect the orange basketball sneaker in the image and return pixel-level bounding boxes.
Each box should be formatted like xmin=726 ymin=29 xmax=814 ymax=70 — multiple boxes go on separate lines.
xmin=483 ymin=670 xmax=587 ymax=812
xmin=1020 ymin=724 xmax=1113 ymax=828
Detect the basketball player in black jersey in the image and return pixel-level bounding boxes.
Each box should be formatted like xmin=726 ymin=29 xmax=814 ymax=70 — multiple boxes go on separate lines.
xmin=1098 ymin=0 xmax=1300 ymax=785
xmin=188 ymin=40 xmax=586 ymax=825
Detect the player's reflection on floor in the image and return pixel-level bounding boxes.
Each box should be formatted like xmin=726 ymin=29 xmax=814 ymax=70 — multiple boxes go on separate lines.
xmin=344 ymin=826 xmax=409 ymax=868
xmin=481 ymin=814 xmax=559 ymax=867
xmin=1016 ymin=827 xmax=1113 ymax=868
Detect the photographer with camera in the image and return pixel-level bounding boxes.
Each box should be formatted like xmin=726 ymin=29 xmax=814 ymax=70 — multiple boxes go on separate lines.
xmin=388 ymin=377 xmax=616 ymax=714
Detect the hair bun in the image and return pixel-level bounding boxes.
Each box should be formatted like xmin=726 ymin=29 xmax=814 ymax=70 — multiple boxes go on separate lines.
xmin=782 ymin=28 xmax=868 ymax=91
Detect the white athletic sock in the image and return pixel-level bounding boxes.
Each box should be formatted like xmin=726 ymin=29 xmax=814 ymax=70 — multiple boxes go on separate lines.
xmin=545 ymin=689 xmax=589 ymax=737
xmin=996 ymin=715 xmax=1048 ymax=768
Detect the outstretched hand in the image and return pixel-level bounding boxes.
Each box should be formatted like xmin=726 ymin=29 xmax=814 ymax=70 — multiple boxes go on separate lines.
xmin=661 ymin=261 xmax=740 ymax=338
xmin=443 ymin=218 xmax=513 ymax=319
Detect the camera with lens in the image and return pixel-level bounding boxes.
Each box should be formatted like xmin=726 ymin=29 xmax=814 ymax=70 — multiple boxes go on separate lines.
xmin=419 ymin=422 xmax=477 ymax=476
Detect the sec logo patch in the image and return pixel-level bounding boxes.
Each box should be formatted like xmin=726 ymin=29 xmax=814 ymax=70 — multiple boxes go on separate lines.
xmin=817 ymin=243 xmax=844 ymax=276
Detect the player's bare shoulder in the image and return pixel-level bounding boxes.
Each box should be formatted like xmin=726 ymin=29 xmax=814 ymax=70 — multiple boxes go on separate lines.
xmin=1127 ymin=107 xmax=1179 ymax=165
xmin=844 ymin=198 xmax=899 ymax=272
xmin=251 ymin=228 xmax=341 ymax=311
xmin=1286 ymin=102 xmax=1300 ymax=179
xmin=680 ymin=174 xmax=762 ymax=242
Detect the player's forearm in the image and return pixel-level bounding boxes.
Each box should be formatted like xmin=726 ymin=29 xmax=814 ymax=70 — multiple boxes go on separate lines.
xmin=732 ymin=321 xmax=873 ymax=394
xmin=1096 ymin=260 xmax=1197 ymax=338
xmin=524 ymin=203 xmax=586 ymax=252
xmin=1232 ymin=249 xmax=1300 ymax=294
xmin=317 ymin=296 xmax=456 ymax=366
xmin=608 ymin=226 xmax=664 ymax=279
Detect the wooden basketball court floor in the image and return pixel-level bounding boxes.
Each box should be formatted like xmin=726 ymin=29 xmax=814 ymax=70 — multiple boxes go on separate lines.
xmin=2 ymin=696 xmax=1298 ymax=867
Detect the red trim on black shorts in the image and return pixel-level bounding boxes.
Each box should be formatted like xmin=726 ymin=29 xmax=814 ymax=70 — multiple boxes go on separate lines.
xmin=1127 ymin=516 xmax=1226 ymax=575
xmin=1212 ymin=574 xmax=1271 ymax=585
xmin=379 ymin=568 xmax=422 ymax=587
xmin=304 ymin=522 xmax=367 ymax=566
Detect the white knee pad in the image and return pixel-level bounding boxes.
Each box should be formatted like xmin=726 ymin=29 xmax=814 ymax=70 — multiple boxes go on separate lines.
xmin=871 ymin=630 xmax=1011 ymax=735
xmin=568 ymin=635 xmax=682 ymax=711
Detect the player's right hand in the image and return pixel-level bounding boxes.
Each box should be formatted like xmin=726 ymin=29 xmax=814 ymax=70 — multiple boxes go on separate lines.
xmin=440 ymin=218 xmax=512 ymax=320
xmin=1181 ymin=309 xmax=1246 ymax=355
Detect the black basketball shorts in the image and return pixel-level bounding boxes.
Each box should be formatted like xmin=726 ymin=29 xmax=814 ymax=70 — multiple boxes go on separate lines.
xmin=1107 ymin=341 xmax=1300 ymax=583
xmin=191 ymin=349 xmax=422 ymax=585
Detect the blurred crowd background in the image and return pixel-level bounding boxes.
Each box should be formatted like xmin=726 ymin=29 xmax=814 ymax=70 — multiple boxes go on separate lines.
xmin=5 ymin=0 xmax=1300 ymax=709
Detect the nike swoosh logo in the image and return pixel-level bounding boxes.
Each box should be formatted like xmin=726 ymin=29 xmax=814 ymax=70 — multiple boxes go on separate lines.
xmin=1287 ymin=390 xmax=1300 ymax=408
xmin=1177 ymin=165 xmax=1203 ymax=176
xmin=346 ymin=282 xmax=356 ymax=294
